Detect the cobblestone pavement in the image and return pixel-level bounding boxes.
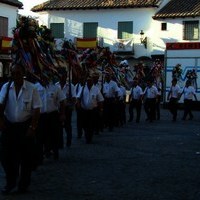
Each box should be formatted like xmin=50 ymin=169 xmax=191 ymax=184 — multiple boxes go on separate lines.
xmin=1 ymin=107 xmax=200 ymax=200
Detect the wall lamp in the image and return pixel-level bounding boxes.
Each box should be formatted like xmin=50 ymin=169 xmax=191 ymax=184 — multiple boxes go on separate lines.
xmin=140 ymin=30 xmax=147 ymax=48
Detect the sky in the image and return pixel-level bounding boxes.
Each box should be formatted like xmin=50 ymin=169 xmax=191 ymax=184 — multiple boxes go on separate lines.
xmin=18 ymin=0 xmax=47 ymax=16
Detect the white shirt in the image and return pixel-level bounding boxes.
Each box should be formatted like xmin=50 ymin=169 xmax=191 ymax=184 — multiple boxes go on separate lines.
xmin=118 ymin=86 xmax=126 ymax=101
xmin=130 ymin=85 xmax=143 ymax=100
xmin=182 ymin=86 xmax=196 ymax=100
xmin=77 ymin=84 xmax=104 ymax=110
xmin=35 ymin=82 xmax=47 ymax=113
xmin=0 ymin=80 xmax=42 ymax=123
xmin=144 ymin=85 xmax=158 ymax=99
xmin=75 ymin=83 xmax=83 ymax=96
xmin=103 ymin=80 xmax=119 ymax=98
xmin=55 ymin=82 xmax=76 ymax=106
xmin=35 ymin=82 xmax=66 ymax=113
xmin=169 ymin=84 xmax=181 ymax=98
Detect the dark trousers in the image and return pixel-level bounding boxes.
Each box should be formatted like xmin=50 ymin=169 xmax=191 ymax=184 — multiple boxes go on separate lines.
xmin=0 ymin=118 xmax=35 ymax=189
xmin=36 ymin=113 xmax=48 ymax=164
xmin=63 ymin=106 xmax=73 ymax=146
xmin=144 ymin=98 xmax=156 ymax=122
xmin=76 ymin=106 xmax=84 ymax=138
xmin=168 ymin=97 xmax=178 ymax=120
xmin=183 ymin=99 xmax=193 ymax=120
xmin=82 ymin=109 xmax=96 ymax=143
xmin=103 ymin=98 xmax=116 ymax=131
xmin=129 ymin=99 xmax=142 ymax=122
xmin=44 ymin=111 xmax=61 ymax=158
xmin=156 ymin=95 xmax=161 ymax=120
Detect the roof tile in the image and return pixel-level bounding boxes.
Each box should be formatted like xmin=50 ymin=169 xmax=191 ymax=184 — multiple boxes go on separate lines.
xmin=31 ymin=0 xmax=160 ymax=12
xmin=153 ymin=0 xmax=200 ymax=19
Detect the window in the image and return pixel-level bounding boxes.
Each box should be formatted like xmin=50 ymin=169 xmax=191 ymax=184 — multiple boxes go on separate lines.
xmin=183 ymin=21 xmax=199 ymax=40
xmin=83 ymin=22 xmax=98 ymax=38
xmin=0 ymin=16 xmax=8 ymax=36
xmin=161 ymin=23 xmax=167 ymax=31
xmin=50 ymin=23 xmax=64 ymax=38
xmin=118 ymin=21 xmax=133 ymax=39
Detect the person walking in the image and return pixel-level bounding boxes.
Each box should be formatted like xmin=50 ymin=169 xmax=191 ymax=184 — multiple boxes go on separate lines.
xmin=0 ymin=64 xmax=42 ymax=194
xmin=76 ymin=75 xmax=104 ymax=144
xmin=36 ymin=73 xmax=66 ymax=160
xmin=180 ymin=79 xmax=197 ymax=120
xmin=128 ymin=79 xmax=143 ymax=123
xmin=102 ymin=72 xmax=119 ymax=131
xmin=167 ymin=78 xmax=181 ymax=121
xmin=56 ymin=68 xmax=76 ymax=147
xmin=74 ymin=76 xmax=85 ymax=138
xmin=143 ymin=78 xmax=158 ymax=122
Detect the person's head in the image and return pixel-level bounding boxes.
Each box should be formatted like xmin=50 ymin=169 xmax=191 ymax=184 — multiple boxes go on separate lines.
xmin=186 ymin=80 xmax=191 ymax=87
xmin=92 ymin=72 xmax=100 ymax=84
xmin=133 ymin=79 xmax=138 ymax=87
xmin=58 ymin=67 xmax=68 ymax=83
xmin=86 ymin=75 xmax=93 ymax=87
xmin=172 ymin=78 xmax=177 ymax=86
xmin=10 ymin=64 xmax=25 ymax=86
xmin=146 ymin=78 xmax=154 ymax=87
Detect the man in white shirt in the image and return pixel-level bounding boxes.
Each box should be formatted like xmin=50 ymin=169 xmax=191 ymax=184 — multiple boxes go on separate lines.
xmin=76 ymin=75 xmax=104 ymax=144
xmin=180 ymin=79 xmax=197 ymax=120
xmin=0 ymin=64 xmax=42 ymax=194
xmin=128 ymin=79 xmax=143 ymax=123
xmin=167 ymin=78 xmax=181 ymax=121
xmin=56 ymin=68 xmax=76 ymax=147
xmin=143 ymin=78 xmax=158 ymax=122
xmin=102 ymin=73 xmax=119 ymax=131
xmin=35 ymin=73 xmax=66 ymax=160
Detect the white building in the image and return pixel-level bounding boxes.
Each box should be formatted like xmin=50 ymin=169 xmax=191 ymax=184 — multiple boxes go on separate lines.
xmin=0 ymin=0 xmax=23 ymax=37
xmin=30 ymin=0 xmax=200 ymax=60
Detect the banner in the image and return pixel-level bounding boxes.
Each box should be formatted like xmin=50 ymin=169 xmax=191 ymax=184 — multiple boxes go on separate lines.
xmin=113 ymin=38 xmax=134 ymax=52
xmin=76 ymin=38 xmax=97 ymax=49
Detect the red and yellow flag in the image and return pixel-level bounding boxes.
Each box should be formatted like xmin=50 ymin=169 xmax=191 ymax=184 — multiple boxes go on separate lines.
xmin=76 ymin=38 xmax=97 ymax=49
xmin=0 ymin=36 xmax=13 ymax=50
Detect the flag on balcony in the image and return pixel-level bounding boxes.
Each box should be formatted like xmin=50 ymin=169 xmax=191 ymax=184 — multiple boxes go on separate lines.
xmin=0 ymin=36 xmax=12 ymax=50
xmin=76 ymin=38 xmax=97 ymax=49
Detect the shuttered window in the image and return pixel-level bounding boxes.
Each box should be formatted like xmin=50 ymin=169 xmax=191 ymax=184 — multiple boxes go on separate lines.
xmin=83 ymin=22 xmax=98 ymax=38
xmin=0 ymin=16 xmax=8 ymax=36
xmin=50 ymin=23 xmax=64 ymax=38
xmin=183 ymin=21 xmax=199 ymax=40
xmin=118 ymin=21 xmax=133 ymax=39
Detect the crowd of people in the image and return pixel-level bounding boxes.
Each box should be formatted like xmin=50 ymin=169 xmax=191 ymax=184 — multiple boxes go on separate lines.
xmin=0 ymin=58 xmax=199 ymax=195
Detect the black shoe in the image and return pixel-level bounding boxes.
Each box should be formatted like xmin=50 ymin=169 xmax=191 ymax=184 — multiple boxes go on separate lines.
xmin=189 ymin=116 xmax=193 ymax=120
xmin=1 ymin=185 xmax=16 ymax=195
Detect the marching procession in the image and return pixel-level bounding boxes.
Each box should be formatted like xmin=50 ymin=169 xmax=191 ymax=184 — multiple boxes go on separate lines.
xmin=0 ymin=16 xmax=199 ymax=195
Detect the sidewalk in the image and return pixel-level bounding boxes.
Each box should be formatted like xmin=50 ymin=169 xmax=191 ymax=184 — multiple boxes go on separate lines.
xmin=1 ymin=107 xmax=200 ymax=200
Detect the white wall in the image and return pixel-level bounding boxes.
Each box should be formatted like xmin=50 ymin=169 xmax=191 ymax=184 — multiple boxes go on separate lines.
xmin=0 ymin=3 xmax=18 ymax=37
xmin=44 ymin=7 xmax=158 ymax=58
xmin=35 ymin=2 xmax=200 ymax=58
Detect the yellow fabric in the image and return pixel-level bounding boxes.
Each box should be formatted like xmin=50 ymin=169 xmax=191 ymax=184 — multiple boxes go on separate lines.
xmin=76 ymin=38 xmax=97 ymax=49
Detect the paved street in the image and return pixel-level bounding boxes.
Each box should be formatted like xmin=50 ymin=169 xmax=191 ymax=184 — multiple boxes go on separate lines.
xmin=1 ymin=106 xmax=200 ymax=200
